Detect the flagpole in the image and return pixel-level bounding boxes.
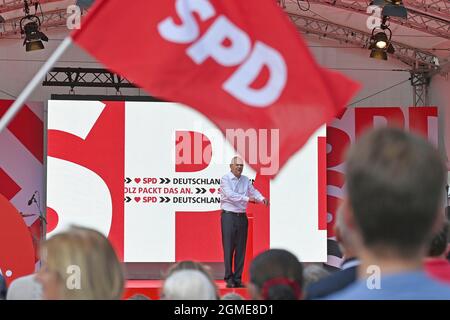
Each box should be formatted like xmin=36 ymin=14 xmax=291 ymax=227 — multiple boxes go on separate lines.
xmin=0 ymin=37 xmax=73 ymax=133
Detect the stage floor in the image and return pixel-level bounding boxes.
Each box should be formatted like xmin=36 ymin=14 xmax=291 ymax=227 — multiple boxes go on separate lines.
xmin=124 ymin=280 xmax=251 ymax=300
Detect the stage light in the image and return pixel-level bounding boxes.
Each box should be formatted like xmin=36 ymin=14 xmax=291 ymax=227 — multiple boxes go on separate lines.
xmin=386 ymin=43 xmax=395 ymax=54
xmin=76 ymin=0 xmax=95 ymax=9
xmin=370 ymin=49 xmax=388 ymax=60
xmin=370 ymin=0 xmax=403 ymax=6
xmin=373 ymin=32 xmax=388 ymax=49
xmin=26 ymin=37 xmax=45 ymax=51
xmin=369 ymin=0 xmax=408 ymax=19
xmin=382 ymin=3 xmax=407 ymax=19
xmin=370 ymin=0 xmax=385 ymax=5
xmin=369 ymin=26 xmax=395 ymax=61
xmin=20 ymin=15 xmax=48 ymax=52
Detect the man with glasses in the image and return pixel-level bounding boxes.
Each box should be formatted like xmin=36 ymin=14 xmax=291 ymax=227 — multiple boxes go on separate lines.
xmin=220 ymin=156 xmax=269 ymax=288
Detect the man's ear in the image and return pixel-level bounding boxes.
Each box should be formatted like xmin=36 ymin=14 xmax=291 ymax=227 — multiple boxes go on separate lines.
xmin=430 ymin=207 xmax=445 ymax=236
xmin=342 ymin=197 xmax=357 ymax=232
xmin=335 ymin=223 xmax=342 ymax=244
xmin=334 ymin=204 xmax=344 ymax=243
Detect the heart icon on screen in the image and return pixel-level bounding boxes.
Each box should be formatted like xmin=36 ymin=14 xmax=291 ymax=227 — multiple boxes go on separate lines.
xmin=134 ymin=178 xmax=141 ymax=183
xmin=209 ymin=188 xmax=216 ymax=194
xmin=134 ymin=197 xmax=141 ymax=203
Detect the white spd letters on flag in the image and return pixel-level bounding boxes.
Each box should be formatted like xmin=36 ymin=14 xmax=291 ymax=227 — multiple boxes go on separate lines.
xmin=157 ymin=0 xmax=215 ymax=43
xmin=223 ymin=42 xmax=286 ymax=107
xmin=158 ymin=0 xmax=287 ymax=107
xmin=187 ymin=16 xmax=251 ymax=67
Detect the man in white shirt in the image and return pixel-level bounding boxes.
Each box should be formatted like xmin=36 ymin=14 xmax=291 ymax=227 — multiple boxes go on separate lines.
xmin=220 ymin=156 xmax=269 ymax=288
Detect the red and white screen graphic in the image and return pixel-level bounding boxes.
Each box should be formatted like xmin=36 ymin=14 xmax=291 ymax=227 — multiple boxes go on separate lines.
xmin=47 ymin=100 xmax=327 ymax=263
xmin=326 ymin=106 xmax=439 ymax=238
xmin=0 ymin=100 xmax=44 ymax=285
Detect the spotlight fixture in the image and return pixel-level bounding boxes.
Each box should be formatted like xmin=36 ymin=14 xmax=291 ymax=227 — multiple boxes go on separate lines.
xmin=76 ymin=0 xmax=95 ymax=9
xmin=370 ymin=0 xmax=408 ymax=19
xmin=372 ymin=32 xmax=388 ymax=49
xmin=370 ymin=49 xmax=388 ymax=60
xmin=19 ymin=0 xmax=48 ymax=52
xmin=369 ymin=25 xmax=395 ymax=61
xmin=20 ymin=15 xmax=48 ymax=52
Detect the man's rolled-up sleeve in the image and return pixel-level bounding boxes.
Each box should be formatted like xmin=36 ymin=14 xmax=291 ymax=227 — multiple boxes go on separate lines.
xmin=220 ymin=176 xmax=249 ymax=202
xmin=248 ymin=182 xmax=264 ymax=203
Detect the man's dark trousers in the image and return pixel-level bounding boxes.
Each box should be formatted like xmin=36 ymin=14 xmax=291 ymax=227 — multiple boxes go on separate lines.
xmin=221 ymin=210 xmax=248 ymax=284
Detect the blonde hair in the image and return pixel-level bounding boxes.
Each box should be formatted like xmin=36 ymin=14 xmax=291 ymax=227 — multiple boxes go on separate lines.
xmin=164 ymin=260 xmax=219 ymax=298
xmin=41 ymin=226 xmax=124 ymax=300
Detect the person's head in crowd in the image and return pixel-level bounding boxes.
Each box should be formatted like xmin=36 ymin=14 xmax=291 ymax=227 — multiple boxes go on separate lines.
xmin=427 ymin=221 xmax=449 ymax=259
xmin=344 ymin=127 xmax=446 ymax=273
xmin=165 ymin=260 xmax=214 ymax=281
xmin=127 ymin=294 xmax=151 ymax=300
xmin=6 ymin=274 xmax=42 ymax=300
xmin=302 ymin=263 xmax=330 ymax=288
xmin=221 ymin=292 xmax=244 ymax=300
xmin=335 ymin=204 xmax=357 ymax=260
xmin=36 ymin=226 xmax=124 ymax=300
xmin=164 ymin=260 xmax=219 ymax=298
xmin=161 ymin=270 xmax=217 ymax=300
xmin=447 ymin=207 xmax=450 ymax=261
xmin=249 ymin=249 xmax=303 ymax=300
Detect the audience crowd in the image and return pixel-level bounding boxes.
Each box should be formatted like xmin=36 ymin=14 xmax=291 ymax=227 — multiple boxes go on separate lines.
xmin=1 ymin=128 xmax=450 ymax=300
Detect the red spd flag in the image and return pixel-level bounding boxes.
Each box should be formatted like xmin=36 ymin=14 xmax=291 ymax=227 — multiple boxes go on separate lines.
xmin=72 ymin=0 xmax=359 ymax=177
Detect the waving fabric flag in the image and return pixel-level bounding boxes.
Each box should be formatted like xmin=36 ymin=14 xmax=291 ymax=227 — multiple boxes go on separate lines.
xmin=72 ymin=0 xmax=359 ymax=177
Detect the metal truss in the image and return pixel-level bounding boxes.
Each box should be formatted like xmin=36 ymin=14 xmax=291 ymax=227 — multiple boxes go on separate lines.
xmin=0 ymin=0 xmax=60 ymax=13
xmin=42 ymin=67 xmax=136 ymax=92
xmin=409 ymin=48 xmax=449 ymax=106
xmin=1 ymin=8 xmax=65 ymax=36
xmin=287 ymin=13 xmax=441 ymax=70
xmin=283 ymin=0 xmax=450 ymax=39
xmin=0 ymin=7 xmax=87 ymax=37
xmin=287 ymin=12 xmax=445 ymax=106
xmin=410 ymin=70 xmax=430 ymax=106
xmin=0 ymin=0 xmax=28 ymax=13
xmin=407 ymin=0 xmax=450 ymax=20
xmin=44 ymin=67 xmax=431 ymax=105
xmin=4 ymin=0 xmax=449 ymax=39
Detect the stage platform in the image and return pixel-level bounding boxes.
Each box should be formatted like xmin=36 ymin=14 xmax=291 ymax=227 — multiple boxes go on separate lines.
xmin=124 ymin=280 xmax=251 ymax=300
